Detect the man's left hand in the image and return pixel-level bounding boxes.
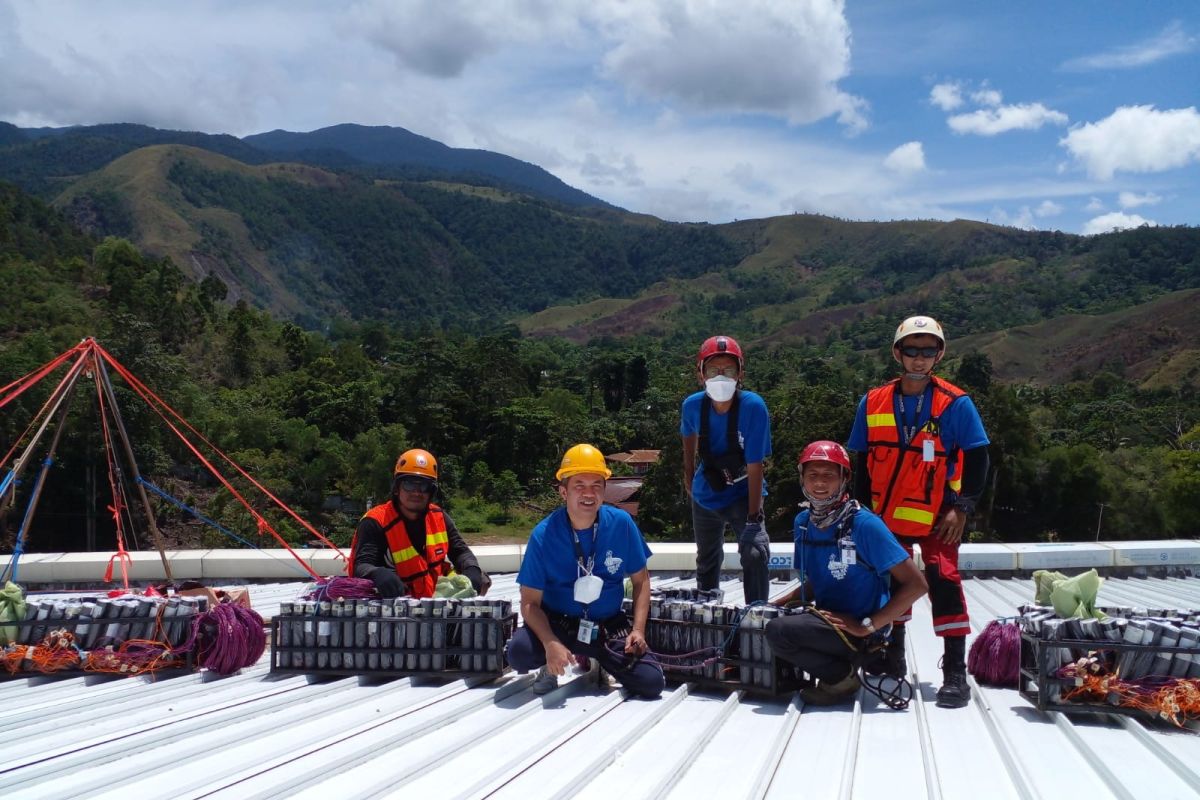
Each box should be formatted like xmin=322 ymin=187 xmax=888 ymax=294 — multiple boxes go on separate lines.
xmin=823 ymin=610 xmax=871 ymax=638
xmin=625 ymin=629 xmax=648 ymax=656
xmin=934 ymin=507 xmax=967 ymax=545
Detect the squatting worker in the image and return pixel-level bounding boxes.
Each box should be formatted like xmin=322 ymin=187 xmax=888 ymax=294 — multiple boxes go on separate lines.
xmin=847 ymin=315 xmax=990 ymax=709
xmin=766 ymin=441 xmax=927 ymax=706
xmin=347 ymin=448 xmax=491 ymax=598
xmin=680 ymin=335 xmax=773 ymax=603
xmin=506 ymin=444 xmax=664 ymax=698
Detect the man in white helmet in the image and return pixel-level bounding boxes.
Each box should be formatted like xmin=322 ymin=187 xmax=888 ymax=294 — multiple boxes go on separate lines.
xmin=846 ymin=315 xmax=990 ymax=708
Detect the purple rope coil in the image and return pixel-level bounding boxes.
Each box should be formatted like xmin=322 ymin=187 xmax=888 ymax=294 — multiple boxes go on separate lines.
xmin=302 ymin=577 xmax=377 ymax=602
xmin=176 ymin=603 xmax=267 ymax=676
xmin=968 ymin=619 xmax=1021 ymax=687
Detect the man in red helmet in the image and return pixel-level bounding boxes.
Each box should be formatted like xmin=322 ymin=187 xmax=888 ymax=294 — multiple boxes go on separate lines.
xmin=766 ymin=441 xmax=927 ymax=706
xmin=680 ymin=335 xmax=773 ymax=603
xmin=347 ymin=448 xmax=490 ymax=598
xmin=847 ymin=315 xmax=990 ymax=708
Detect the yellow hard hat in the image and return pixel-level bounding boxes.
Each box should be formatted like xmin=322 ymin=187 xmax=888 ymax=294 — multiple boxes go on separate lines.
xmin=556 ymin=443 xmax=612 ymax=481
xmin=394 ymin=448 xmax=438 ymax=480
xmin=893 ymin=315 xmax=945 ymax=348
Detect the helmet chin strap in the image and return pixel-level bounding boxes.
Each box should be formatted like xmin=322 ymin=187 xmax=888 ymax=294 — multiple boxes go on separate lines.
xmin=804 ymin=481 xmax=850 ymax=525
xmin=904 ymin=372 xmax=931 ymax=382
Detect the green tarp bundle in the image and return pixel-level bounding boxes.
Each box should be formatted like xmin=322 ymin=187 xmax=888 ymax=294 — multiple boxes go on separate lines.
xmin=0 ymin=581 xmax=26 ymax=645
xmin=434 ymin=574 xmax=477 ymax=599
xmin=1032 ymin=568 xmax=1107 ymax=620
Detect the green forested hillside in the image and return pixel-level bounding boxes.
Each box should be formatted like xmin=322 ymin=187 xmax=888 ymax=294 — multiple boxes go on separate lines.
xmin=0 ymin=133 xmax=1198 ymax=554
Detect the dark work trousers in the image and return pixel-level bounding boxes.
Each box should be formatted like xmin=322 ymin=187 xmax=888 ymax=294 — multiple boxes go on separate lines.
xmin=894 ymin=534 xmax=969 ymax=637
xmin=691 ymin=494 xmax=770 ymax=603
xmin=765 ymin=611 xmax=867 ymax=683
xmin=506 ymin=619 xmax=665 ymax=699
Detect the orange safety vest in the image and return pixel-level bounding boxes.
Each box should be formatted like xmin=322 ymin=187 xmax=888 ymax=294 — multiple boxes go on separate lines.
xmin=864 ymin=375 xmax=966 ymax=537
xmin=348 ymin=502 xmax=453 ymax=598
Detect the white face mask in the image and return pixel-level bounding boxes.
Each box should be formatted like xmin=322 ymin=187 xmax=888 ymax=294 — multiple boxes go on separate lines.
xmin=704 ymin=376 xmax=738 ymax=402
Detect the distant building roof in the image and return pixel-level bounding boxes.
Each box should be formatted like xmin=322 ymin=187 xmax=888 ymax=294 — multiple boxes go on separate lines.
xmin=606 ymin=450 xmax=660 ymax=465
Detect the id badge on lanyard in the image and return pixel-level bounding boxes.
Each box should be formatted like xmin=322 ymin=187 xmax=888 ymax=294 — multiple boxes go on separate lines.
xmin=571 ymin=521 xmax=602 ymax=627
xmin=839 ymin=535 xmax=857 ymax=566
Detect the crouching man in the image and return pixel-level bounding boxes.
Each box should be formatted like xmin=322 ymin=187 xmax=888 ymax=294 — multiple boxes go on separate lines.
xmin=766 ymin=441 xmax=927 ymax=706
xmin=506 ymin=444 xmax=665 ymax=699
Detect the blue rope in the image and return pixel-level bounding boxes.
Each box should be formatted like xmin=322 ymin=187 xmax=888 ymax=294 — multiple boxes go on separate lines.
xmin=0 ymin=470 xmax=15 ymax=501
xmin=1 ymin=458 xmax=52 ymax=584
xmin=137 ymin=477 xmax=311 ymax=578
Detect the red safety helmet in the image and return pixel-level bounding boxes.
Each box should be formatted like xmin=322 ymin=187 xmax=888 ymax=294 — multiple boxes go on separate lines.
xmin=798 ymin=440 xmax=852 ymax=475
xmin=696 ymin=335 xmax=744 ymax=371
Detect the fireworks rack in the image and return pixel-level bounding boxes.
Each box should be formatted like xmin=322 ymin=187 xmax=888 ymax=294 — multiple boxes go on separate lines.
xmin=1 ymin=595 xmax=203 ymax=679
xmin=1018 ymin=604 xmax=1200 ymax=723
xmin=270 ymin=597 xmax=516 ymax=679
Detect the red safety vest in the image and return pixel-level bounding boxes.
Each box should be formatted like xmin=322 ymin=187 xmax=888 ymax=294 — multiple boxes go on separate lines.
xmin=348 ymin=502 xmax=452 ymax=598
xmin=864 ymin=376 xmax=965 ymax=537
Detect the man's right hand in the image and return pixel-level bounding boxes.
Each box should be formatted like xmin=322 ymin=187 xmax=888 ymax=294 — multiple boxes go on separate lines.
xmin=545 ymin=639 xmax=573 ymax=677
xmin=369 ymin=567 xmax=404 ymax=598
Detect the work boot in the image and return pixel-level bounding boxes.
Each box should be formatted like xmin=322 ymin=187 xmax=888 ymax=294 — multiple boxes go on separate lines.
xmin=800 ymin=670 xmax=861 ymax=706
xmin=532 ymin=666 xmax=559 ymax=695
xmin=864 ymin=625 xmax=907 ymax=678
xmin=936 ymin=636 xmax=970 ymax=709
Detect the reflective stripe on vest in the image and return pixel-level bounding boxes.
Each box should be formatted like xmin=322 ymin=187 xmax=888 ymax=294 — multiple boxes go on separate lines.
xmin=864 ymin=376 xmax=966 ymax=537
xmin=358 ymin=501 xmax=452 ymax=598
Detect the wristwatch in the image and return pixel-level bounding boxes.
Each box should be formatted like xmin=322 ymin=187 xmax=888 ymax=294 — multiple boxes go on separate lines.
xmin=954 ymin=497 xmax=977 ymax=515
xmin=747 ymin=510 xmax=764 ymax=523
xmin=861 ymin=616 xmax=876 ymax=634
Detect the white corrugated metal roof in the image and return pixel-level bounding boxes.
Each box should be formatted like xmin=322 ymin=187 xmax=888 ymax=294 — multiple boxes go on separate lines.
xmin=3 ymin=573 xmax=1200 ymax=799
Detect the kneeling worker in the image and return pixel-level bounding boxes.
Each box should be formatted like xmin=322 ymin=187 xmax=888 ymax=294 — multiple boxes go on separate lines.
xmin=506 ymin=444 xmax=665 ymax=699
xmin=766 ymin=441 xmax=927 ymax=705
xmin=348 ymin=449 xmax=490 ymax=598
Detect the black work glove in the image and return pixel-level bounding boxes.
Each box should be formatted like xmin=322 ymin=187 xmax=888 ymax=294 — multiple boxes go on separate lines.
xmin=369 ymin=566 xmax=404 ymax=598
xmin=739 ymin=522 xmax=770 ymax=564
xmin=464 ymin=566 xmax=492 ymax=596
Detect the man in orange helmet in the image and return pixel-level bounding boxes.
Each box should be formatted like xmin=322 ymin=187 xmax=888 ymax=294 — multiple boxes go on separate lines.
xmin=347 ymin=448 xmax=490 ymax=598
xmin=847 ymin=315 xmax=990 ymax=708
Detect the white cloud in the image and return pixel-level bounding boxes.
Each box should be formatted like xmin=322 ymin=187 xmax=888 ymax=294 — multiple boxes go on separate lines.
xmin=948 ymin=103 xmax=1068 ymax=136
xmin=1118 ymin=191 xmax=1162 ymax=209
xmin=1061 ymin=105 xmax=1200 ymax=179
xmin=883 ymin=141 xmax=926 ymax=175
xmin=1034 ymin=200 xmax=1063 ymax=218
xmin=991 ymin=205 xmax=1035 ymax=229
xmin=598 ymin=0 xmax=867 ymax=131
xmin=971 ymin=88 xmax=1002 ymax=107
xmin=1082 ymin=211 xmax=1156 ymax=235
xmin=929 ymin=82 xmax=963 ymax=111
xmin=1062 ymin=21 xmax=1197 ymax=71
xmin=1085 ymin=196 xmax=1105 ymax=212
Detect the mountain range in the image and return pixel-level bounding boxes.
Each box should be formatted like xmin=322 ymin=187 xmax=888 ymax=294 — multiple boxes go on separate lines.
xmin=1 ymin=120 xmax=1197 ymax=387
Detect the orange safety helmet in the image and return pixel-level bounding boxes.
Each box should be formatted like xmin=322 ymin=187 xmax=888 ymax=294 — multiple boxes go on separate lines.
xmin=394 ymin=448 xmax=438 ymax=481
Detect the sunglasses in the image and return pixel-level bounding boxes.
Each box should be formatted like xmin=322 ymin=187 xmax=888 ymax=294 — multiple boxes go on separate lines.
xmin=398 ymin=478 xmax=435 ymax=494
xmin=898 ymin=345 xmax=941 ymax=358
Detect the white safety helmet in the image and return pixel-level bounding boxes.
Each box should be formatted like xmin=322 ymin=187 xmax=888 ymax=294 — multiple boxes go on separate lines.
xmin=893 ymin=315 xmax=945 ymax=348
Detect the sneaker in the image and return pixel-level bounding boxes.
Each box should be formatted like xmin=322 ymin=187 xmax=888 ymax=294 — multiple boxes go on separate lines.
xmin=532 ymin=667 xmax=559 ymax=695
xmin=800 ymin=671 xmax=860 ymax=706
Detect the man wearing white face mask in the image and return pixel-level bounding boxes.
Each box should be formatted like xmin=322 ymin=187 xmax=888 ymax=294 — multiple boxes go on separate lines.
xmin=507 ymin=444 xmax=664 ymax=698
xmin=680 ymin=335 xmax=773 ymax=603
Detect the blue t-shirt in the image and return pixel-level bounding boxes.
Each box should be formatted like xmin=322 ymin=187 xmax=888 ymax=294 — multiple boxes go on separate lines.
xmin=679 ymin=389 xmax=772 ymax=510
xmin=793 ymin=506 xmax=908 ymax=620
xmin=847 ymin=385 xmax=989 ymax=478
xmin=517 ymin=505 xmax=652 ymax=620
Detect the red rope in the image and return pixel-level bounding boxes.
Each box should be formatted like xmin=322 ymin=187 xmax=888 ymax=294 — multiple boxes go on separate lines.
xmin=0 ymin=341 xmax=86 ymax=409
xmin=93 ymin=352 xmax=131 ymax=591
xmin=0 ymin=348 xmax=89 ymax=473
xmin=94 ymin=343 xmax=346 ymax=559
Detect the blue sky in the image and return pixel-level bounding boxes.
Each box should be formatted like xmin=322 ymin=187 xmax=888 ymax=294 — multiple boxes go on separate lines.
xmin=2 ymin=1 xmax=1197 ymax=233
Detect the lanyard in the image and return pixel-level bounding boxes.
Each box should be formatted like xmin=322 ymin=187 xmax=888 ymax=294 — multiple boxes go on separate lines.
xmin=896 ymin=386 xmax=929 ymax=446
xmin=572 ymin=521 xmax=598 ymax=577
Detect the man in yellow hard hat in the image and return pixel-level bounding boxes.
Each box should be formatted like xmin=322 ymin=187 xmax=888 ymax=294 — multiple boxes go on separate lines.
xmin=846 ymin=315 xmax=990 ymax=708
xmin=347 ymin=448 xmax=490 ymax=598
xmin=506 ymin=444 xmax=664 ymax=698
